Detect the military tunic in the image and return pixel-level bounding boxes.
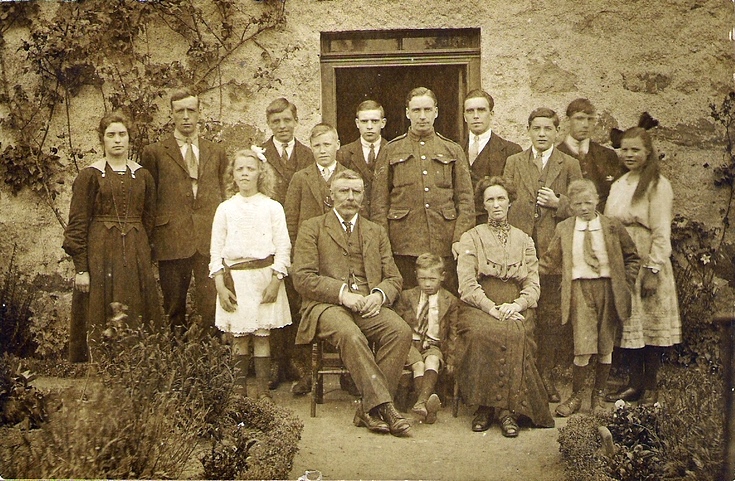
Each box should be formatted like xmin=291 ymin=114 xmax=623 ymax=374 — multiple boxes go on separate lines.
xmin=370 ymin=128 xmax=475 ymax=258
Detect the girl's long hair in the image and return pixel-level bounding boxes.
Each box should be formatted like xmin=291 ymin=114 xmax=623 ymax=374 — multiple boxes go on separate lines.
xmin=621 ymin=127 xmax=660 ymax=203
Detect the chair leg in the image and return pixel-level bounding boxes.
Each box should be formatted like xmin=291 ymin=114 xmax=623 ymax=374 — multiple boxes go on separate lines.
xmin=310 ymin=341 xmax=319 ymax=417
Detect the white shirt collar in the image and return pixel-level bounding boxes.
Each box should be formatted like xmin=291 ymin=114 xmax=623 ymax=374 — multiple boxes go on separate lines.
xmin=333 ymin=209 xmax=358 ymax=231
xmin=360 ymin=138 xmax=381 ymax=150
xmin=574 ymin=214 xmax=602 ymax=231
xmin=532 ymin=145 xmax=554 ymax=164
xmin=318 ymin=161 xmax=337 ymax=173
xmin=564 ymin=136 xmax=590 ymax=155
xmin=470 ymin=128 xmax=492 ymax=144
xmin=279 ymin=138 xmax=295 ymax=155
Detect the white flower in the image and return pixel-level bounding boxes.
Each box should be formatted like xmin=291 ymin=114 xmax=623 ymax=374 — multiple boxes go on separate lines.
xmin=251 ymin=145 xmax=267 ymax=163
xmin=614 ymin=399 xmax=626 ymax=410
xmin=701 ymin=254 xmax=711 ymax=265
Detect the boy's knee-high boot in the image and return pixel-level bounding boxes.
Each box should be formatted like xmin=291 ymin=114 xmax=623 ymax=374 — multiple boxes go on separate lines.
xmin=556 ymin=364 xmax=587 ymax=417
xmin=592 ymin=362 xmax=611 ymax=413
xmin=254 ymin=356 xmax=273 ymax=401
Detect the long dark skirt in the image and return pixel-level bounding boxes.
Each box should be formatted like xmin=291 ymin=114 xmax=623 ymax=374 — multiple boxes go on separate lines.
xmin=456 ymin=277 xmax=554 ymax=428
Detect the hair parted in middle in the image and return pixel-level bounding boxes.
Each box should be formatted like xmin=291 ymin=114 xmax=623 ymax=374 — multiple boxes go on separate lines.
xmin=474 ymin=175 xmax=517 ymax=207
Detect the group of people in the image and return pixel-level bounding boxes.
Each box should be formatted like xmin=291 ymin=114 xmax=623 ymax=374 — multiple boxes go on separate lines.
xmin=63 ymin=85 xmax=681 ymax=439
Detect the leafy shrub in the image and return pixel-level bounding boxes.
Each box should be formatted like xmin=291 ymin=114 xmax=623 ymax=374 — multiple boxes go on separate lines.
xmin=0 ymin=355 xmax=47 ymax=428
xmin=203 ymin=395 xmax=303 ymax=480
xmin=2 ymin=385 xmax=201 ymax=479
xmin=95 ymin=323 xmax=235 ymax=432
xmin=0 ymin=245 xmax=38 ymax=358
xmin=670 ymin=214 xmax=730 ymax=369
xmin=559 ymin=365 xmax=724 ymax=481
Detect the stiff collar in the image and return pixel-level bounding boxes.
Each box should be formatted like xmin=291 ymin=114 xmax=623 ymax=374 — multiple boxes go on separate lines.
xmin=407 ymin=128 xmax=436 ymax=142
xmin=469 ymin=128 xmax=492 ymax=144
xmin=174 ymin=128 xmax=199 ymax=147
xmin=574 ymin=214 xmax=602 ymax=231
xmin=333 ymin=209 xmax=358 ymax=231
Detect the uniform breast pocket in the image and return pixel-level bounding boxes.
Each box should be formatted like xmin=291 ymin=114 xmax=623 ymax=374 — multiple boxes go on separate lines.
xmin=431 ymin=154 xmax=456 ymax=188
xmin=389 ymin=154 xmax=414 ymax=187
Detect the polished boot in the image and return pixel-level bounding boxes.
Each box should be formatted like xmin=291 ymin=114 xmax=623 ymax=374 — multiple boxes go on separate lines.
xmin=353 ymin=404 xmax=389 ymax=434
xmin=233 ymin=354 xmax=249 ymax=397
xmin=471 ymin=405 xmax=494 ymax=432
xmin=254 ymin=356 xmax=273 ymax=401
xmin=605 ymin=348 xmax=644 ymax=402
xmin=291 ymin=373 xmax=312 ymax=395
xmin=411 ymin=370 xmax=438 ymax=422
xmin=378 ymin=402 xmax=411 ymax=437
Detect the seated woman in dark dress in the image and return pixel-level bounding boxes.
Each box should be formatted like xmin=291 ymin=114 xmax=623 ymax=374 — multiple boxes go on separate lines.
xmin=455 ymin=176 xmax=554 ymax=437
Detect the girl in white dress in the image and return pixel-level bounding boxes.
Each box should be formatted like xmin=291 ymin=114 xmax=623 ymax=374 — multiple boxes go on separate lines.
xmin=210 ymin=148 xmax=291 ymax=399
xmin=604 ymin=127 xmax=680 ymax=406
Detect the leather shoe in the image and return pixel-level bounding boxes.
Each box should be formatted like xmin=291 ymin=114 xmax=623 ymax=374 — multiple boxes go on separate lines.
xmin=425 ymin=393 xmax=441 ymax=425
xmin=471 ymin=406 xmax=494 ymax=432
xmin=542 ymin=375 xmax=561 ymax=403
xmin=353 ymin=405 xmax=389 ymax=434
xmin=604 ymin=386 xmax=642 ymax=402
xmin=640 ymin=389 xmax=658 ymax=406
xmin=339 ymin=373 xmax=361 ymax=397
xmin=378 ymin=402 xmax=411 ymax=437
xmin=500 ymin=414 xmax=519 ymax=438
xmin=291 ymin=374 xmax=312 ymax=396
xmin=555 ymin=393 xmax=582 ymax=417
xmin=268 ymin=361 xmax=281 ymax=390
xmin=282 ymin=359 xmax=302 ymax=382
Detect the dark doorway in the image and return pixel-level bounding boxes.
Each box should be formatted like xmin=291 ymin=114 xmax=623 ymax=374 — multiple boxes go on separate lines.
xmin=335 ymin=64 xmax=466 ymax=144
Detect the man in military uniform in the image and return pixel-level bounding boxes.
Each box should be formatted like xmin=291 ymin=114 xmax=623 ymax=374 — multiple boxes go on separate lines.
xmin=371 ymin=87 xmax=474 ymax=293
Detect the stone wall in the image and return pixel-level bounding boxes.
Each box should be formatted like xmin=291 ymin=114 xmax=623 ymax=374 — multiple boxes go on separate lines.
xmin=0 ymin=0 xmax=732 ymax=306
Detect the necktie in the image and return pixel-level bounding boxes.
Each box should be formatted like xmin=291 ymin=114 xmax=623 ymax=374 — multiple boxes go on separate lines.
xmin=468 ymin=135 xmax=480 ymax=166
xmin=534 ymin=150 xmax=544 ymax=173
xmin=185 ymin=138 xmax=198 ymax=180
xmin=367 ymin=143 xmax=375 ymax=165
xmin=281 ymin=143 xmax=289 ymax=164
xmin=416 ymin=299 xmax=430 ymax=347
xmin=322 ymin=167 xmax=331 ymax=182
xmin=343 ymin=220 xmax=352 ymax=236
xmin=583 ymin=225 xmax=601 ymax=273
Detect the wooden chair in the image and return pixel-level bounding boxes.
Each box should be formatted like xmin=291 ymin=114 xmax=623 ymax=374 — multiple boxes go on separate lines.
xmin=310 ymin=338 xmax=351 ymax=417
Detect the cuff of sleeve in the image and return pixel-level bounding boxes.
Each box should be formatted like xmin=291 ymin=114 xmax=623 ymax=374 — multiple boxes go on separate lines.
xmin=480 ymin=298 xmax=496 ymax=315
xmin=72 ymin=255 xmax=88 ymax=273
xmin=339 ymin=284 xmax=348 ymax=305
xmin=514 ymin=298 xmax=528 ymax=311
xmin=210 ymin=268 xmax=224 ymax=278
xmin=371 ymin=288 xmax=387 ymax=305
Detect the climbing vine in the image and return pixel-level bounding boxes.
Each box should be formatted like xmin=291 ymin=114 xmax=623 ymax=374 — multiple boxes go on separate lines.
xmin=0 ymin=0 xmax=290 ymax=228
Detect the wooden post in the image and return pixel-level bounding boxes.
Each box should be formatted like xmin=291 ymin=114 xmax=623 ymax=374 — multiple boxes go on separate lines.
xmin=715 ymin=312 xmax=735 ymax=481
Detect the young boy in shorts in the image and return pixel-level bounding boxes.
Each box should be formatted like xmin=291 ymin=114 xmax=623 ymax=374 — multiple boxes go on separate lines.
xmin=394 ymin=253 xmax=459 ymax=424
xmin=539 ymin=179 xmax=639 ymax=416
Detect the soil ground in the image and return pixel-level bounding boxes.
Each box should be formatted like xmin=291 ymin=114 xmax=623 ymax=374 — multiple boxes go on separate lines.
xmin=32 ymin=375 xmax=573 ymax=480
xmin=281 ymin=376 xmax=570 ymax=481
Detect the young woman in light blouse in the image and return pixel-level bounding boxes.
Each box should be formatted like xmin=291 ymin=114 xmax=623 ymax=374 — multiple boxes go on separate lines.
xmin=604 ymin=127 xmax=681 ymax=405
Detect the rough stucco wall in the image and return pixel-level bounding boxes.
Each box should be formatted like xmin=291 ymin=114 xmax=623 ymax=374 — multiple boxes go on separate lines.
xmin=0 ymin=0 xmax=732 ymax=289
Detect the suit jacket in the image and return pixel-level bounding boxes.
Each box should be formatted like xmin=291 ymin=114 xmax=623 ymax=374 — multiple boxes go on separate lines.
xmin=504 ymin=147 xmax=583 ymax=255
xmin=461 ymin=132 xmax=523 ymax=223
xmin=284 ymin=162 xmax=346 ymax=243
xmin=539 ymin=215 xmax=640 ymax=325
xmin=262 ymin=137 xmax=314 ymax=205
xmin=557 ymin=140 xmax=622 ymax=211
xmin=393 ymin=286 xmax=459 ymax=367
xmin=337 ymin=137 xmax=388 ymax=218
xmin=141 ymin=135 xmax=228 ymax=261
xmin=292 ymin=211 xmax=403 ymax=344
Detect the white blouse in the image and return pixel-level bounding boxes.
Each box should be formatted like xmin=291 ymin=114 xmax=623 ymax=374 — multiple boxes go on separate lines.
xmin=209 ymin=192 xmax=291 ymax=277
